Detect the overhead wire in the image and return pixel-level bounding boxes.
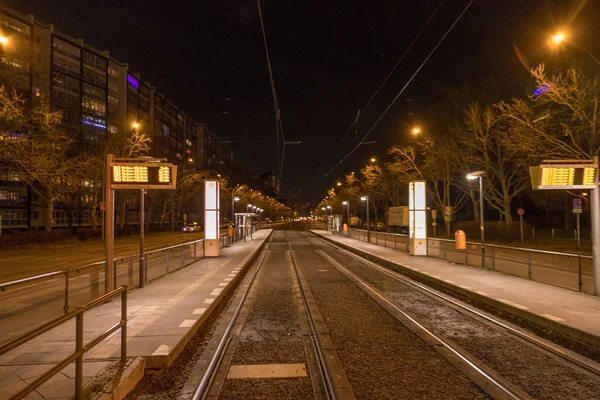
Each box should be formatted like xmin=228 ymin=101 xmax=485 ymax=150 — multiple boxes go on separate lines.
xmin=257 ymin=0 xmax=286 ymax=188
xmin=311 ymin=0 xmax=477 ymax=190
xmin=317 ymin=0 xmax=447 ymax=177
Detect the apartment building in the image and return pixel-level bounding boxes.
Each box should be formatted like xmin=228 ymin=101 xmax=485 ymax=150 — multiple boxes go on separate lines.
xmin=0 ymin=6 xmax=236 ymax=229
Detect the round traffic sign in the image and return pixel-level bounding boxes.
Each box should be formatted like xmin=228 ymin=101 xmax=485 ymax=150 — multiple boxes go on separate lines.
xmin=517 ymin=208 xmax=524 ymax=215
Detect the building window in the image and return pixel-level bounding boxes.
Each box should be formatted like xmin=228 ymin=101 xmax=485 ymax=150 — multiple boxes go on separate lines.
xmin=108 ymin=125 xmax=118 ymax=133
xmin=163 ymin=124 xmax=169 ymax=136
xmin=109 ymin=68 xmax=119 ymax=78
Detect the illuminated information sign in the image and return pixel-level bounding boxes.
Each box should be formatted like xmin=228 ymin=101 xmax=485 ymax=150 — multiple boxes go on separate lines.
xmin=110 ymin=163 xmax=177 ymax=189
xmin=531 ymin=162 xmax=596 ymax=189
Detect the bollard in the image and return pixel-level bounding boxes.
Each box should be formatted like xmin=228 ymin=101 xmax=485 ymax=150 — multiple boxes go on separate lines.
xmin=552 ymin=229 xmax=554 ymax=239
xmin=455 ymin=230 xmax=466 ymax=250
xmin=532 ymin=227 xmax=535 ymax=238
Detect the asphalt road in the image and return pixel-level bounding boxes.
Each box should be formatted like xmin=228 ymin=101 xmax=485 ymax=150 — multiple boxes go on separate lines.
xmin=0 ymin=230 xmax=206 ymax=282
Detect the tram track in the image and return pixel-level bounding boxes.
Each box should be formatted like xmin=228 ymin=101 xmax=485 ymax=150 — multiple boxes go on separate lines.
xmin=302 ymin=231 xmax=600 ymax=399
xmin=181 ymin=231 xmax=354 ymax=400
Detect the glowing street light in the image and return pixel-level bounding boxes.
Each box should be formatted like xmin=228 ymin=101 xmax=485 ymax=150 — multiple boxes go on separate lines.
xmin=467 ymin=171 xmax=486 ymax=268
xmin=0 ymin=36 xmax=8 ymax=45
xmin=361 ymin=196 xmax=370 ymax=242
xmin=549 ymin=31 xmax=600 ymax=67
xmin=342 ymin=201 xmax=350 ymax=233
xmin=326 ymin=205 xmax=332 ymax=215
xmin=370 ymin=157 xmax=377 ymax=163
xmin=336 ymin=182 xmax=342 ymax=187
xmin=247 ymin=204 xmax=252 ymax=212
xmin=132 ymin=122 xmax=140 ymax=130
xmin=412 ymin=127 xmax=421 ymax=135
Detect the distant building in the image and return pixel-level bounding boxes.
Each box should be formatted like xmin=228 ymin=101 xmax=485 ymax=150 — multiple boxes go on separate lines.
xmin=258 ymin=172 xmax=280 ymax=198
xmin=0 ymin=5 xmax=235 ymax=228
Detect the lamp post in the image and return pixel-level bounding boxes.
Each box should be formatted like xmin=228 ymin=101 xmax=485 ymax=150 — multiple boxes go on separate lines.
xmin=551 ymin=32 xmax=600 ymax=67
xmin=247 ymin=204 xmax=252 ymax=212
xmin=326 ymin=205 xmax=332 ymax=215
xmin=361 ymin=196 xmax=370 ymax=242
xmin=467 ymin=171 xmax=485 ymax=268
xmin=342 ymin=201 xmax=350 ymax=235
xmin=232 ymin=196 xmax=239 ymax=226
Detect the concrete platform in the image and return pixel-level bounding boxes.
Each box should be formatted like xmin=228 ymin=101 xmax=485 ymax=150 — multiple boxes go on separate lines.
xmin=311 ymin=230 xmax=600 ymax=349
xmin=0 ymin=229 xmax=272 ymax=400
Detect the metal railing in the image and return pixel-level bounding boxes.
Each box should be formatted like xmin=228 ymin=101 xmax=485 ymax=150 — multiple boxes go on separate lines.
xmin=0 ymin=286 xmax=127 ymax=400
xmin=348 ymin=229 xmax=594 ymax=294
xmin=0 ymin=233 xmax=233 ymax=331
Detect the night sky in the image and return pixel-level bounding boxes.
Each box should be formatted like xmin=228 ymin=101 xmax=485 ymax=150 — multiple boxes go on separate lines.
xmin=9 ymin=0 xmax=600 ymax=203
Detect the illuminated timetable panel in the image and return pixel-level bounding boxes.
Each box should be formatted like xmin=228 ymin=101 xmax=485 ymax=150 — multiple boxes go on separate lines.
xmin=532 ymin=164 xmax=597 ymax=189
xmin=110 ymin=163 xmax=177 ymax=189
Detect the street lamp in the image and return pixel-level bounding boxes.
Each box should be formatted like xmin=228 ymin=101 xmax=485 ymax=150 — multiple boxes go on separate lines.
xmin=132 ymin=121 xmax=140 ymax=130
xmin=342 ymin=201 xmax=350 ymax=234
xmin=550 ymin=31 xmax=600 ymax=67
xmin=247 ymin=204 xmax=252 ymax=212
xmin=370 ymin=157 xmax=377 ymax=163
xmin=0 ymin=36 xmax=8 ymax=45
xmin=361 ymin=196 xmax=370 ymax=242
xmin=412 ymin=127 xmax=421 ymax=135
xmin=326 ymin=205 xmax=332 ymax=215
xmin=232 ymin=196 xmax=239 ymax=220
xmin=467 ymin=171 xmax=485 ymax=268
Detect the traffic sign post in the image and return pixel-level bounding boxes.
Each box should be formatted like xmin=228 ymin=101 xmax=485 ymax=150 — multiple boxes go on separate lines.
xmin=517 ymin=208 xmax=525 ymax=243
xmin=573 ymin=198 xmax=583 ymax=249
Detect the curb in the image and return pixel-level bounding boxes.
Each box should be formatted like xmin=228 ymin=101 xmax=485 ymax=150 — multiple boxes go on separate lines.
xmin=142 ymin=230 xmax=273 ymax=370
xmin=311 ymin=231 xmax=600 ymax=351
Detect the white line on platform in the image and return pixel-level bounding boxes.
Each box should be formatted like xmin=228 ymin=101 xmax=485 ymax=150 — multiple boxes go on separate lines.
xmin=224 ymin=278 xmax=232 ymax=282
xmin=476 ymin=291 xmax=489 ymax=296
xmin=204 ymin=298 xmax=215 ymax=304
xmin=218 ymin=282 xmax=227 ymax=287
xmin=540 ymin=313 xmax=566 ymax=322
xmin=211 ymin=288 xmax=223 ymax=296
xmin=497 ymin=299 xmax=530 ymax=310
xmin=444 ymin=280 xmax=456 ymax=284
xmin=193 ymin=308 xmax=206 ymax=315
xmin=459 ymin=285 xmax=470 ymax=289
xmin=433 ymin=275 xmax=441 ymax=279
xmin=179 ymin=319 xmax=196 ymax=328
xmin=152 ymin=345 xmax=170 ymax=356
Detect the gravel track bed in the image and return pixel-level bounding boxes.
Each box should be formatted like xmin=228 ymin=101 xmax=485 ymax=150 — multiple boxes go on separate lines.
xmin=291 ymin=234 xmax=486 ymax=399
xmin=220 ymin=236 xmax=312 ymax=399
xmin=313 ymin=237 xmax=600 ymax=400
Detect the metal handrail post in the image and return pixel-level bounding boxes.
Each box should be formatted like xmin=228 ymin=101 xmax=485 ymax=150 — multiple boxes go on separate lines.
xmin=63 ymin=270 xmax=70 ymax=314
xmin=492 ymin=246 xmax=495 ymax=271
xmin=166 ymin=249 xmax=169 ymax=273
xmin=75 ymin=312 xmax=84 ymax=399
xmin=113 ymin=259 xmax=118 ymax=294
xmin=121 ymin=289 xmax=127 ymax=362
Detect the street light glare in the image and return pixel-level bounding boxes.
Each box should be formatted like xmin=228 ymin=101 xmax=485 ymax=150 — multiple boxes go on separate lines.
xmin=412 ymin=127 xmax=421 ymax=135
xmin=0 ymin=36 xmax=7 ymax=44
xmin=552 ymin=33 xmax=565 ymax=44
xmin=132 ymin=122 xmax=140 ymax=129
xmin=370 ymin=157 xmax=376 ymax=163
xmin=466 ymin=170 xmax=485 ymax=180
xmin=360 ymin=196 xmax=369 ymax=201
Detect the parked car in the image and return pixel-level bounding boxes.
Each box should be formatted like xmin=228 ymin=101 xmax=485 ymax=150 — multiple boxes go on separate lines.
xmin=182 ymin=223 xmax=201 ymax=232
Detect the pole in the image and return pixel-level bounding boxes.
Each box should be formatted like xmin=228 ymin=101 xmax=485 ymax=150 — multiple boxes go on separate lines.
xmin=577 ymin=213 xmax=581 ymax=249
xmin=346 ymin=203 xmax=350 ymax=235
xmin=139 ymin=189 xmax=146 ymax=288
xmin=479 ymin=176 xmax=485 ymax=269
xmin=519 ymin=214 xmax=524 ymax=243
xmin=366 ymin=198 xmax=370 ymax=243
xmin=171 ymin=191 xmax=174 ymax=232
xmin=593 ymin=156 xmax=600 ymax=295
xmin=105 ymin=154 xmax=115 ymax=293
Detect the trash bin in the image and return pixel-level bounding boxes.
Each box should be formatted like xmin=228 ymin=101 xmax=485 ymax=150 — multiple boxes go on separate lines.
xmin=455 ymin=230 xmax=466 ymax=250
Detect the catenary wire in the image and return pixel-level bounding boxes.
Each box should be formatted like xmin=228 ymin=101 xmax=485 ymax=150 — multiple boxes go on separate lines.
xmin=257 ymin=0 xmax=287 ymax=188
xmin=317 ymin=0 xmax=447 ymax=178
xmin=311 ymin=0 xmax=476 ymax=191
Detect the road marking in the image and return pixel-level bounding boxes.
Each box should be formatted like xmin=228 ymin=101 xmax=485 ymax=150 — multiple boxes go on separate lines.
xmin=179 ymin=319 xmax=196 ymax=328
xmin=218 ymin=282 xmax=227 ymax=287
xmin=224 ymin=278 xmax=232 ymax=282
xmin=193 ymin=308 xmax=206 ymax=315
xmin=211 ymin=288 xmax=223 ymax=296
xmin=497 ymin=299 xmax=530 ymax=310
xmin=1 ymin=255 xmax=35 ymax=262
xmin=540 ymin=313 xmax=566 ymax=322
xmin=152 ymin=345 xmax=170 ymax=356
xmin=204 ymin=298 xmax=215 ymax=304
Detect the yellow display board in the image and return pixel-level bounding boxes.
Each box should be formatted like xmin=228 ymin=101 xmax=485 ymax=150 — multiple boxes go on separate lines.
xmin=531 ymin=163 xmax=596 ymax=189
xmin=110 ymin=163 xmax=177 ymax=189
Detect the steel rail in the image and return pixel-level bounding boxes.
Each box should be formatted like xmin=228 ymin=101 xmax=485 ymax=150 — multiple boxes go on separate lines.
xmin=330 ymin=240 xmax=600 ymax=378
xmin=190 ymin=243 xmax=270 ymax=400
xmin=287 ymin=236 xmax=339 ymax=400
xmin=304 ymin=233 xmax=525 ymax=400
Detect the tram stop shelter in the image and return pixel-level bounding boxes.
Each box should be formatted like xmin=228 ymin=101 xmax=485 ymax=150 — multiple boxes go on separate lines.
xmin=234 ymin=212 xmax=256 ymax=241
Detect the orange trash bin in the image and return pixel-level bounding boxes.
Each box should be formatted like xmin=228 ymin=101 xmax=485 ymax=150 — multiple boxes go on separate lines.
xmin=455 ymin=230 xmax=466 ymax=250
